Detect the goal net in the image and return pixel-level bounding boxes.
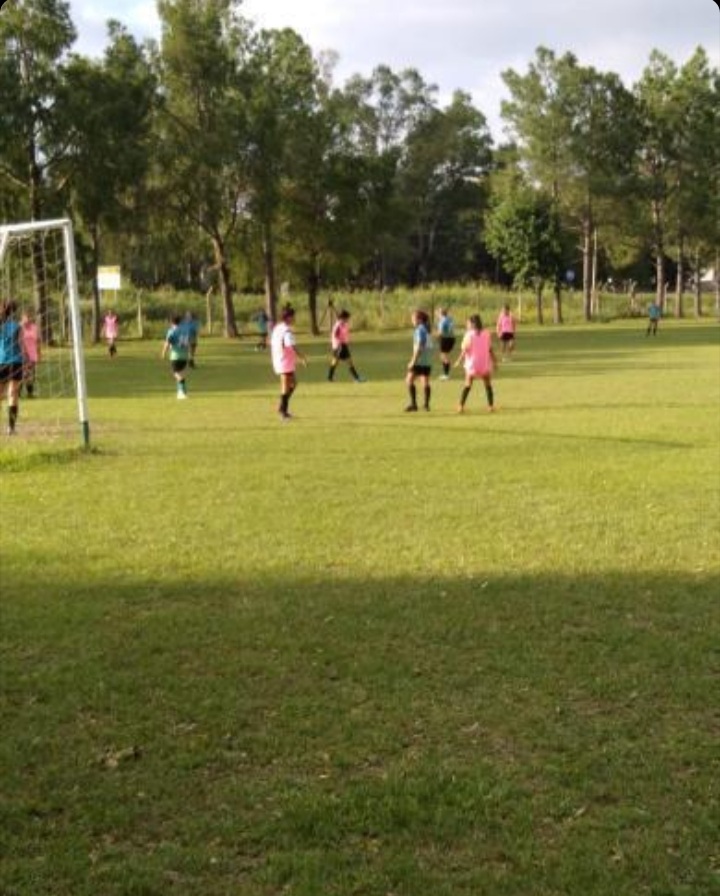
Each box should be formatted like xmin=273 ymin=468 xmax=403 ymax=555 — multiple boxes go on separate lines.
xmin=0 ymin=218 xmax=90 ymax=446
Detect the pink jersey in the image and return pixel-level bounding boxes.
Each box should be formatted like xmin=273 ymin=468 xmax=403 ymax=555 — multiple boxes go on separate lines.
xmin=496 ymin=310 xmax=516 ymax=336
xmin=21 ymin=322 xmax=40 ymax=363
xmin=271 ymin=322 xmax=297 ymax=374
xmin=102 ymin=315 xmax=119 ymax=339
xmin=462 ymin=328 xmax=493 ymax=377
xmin=331 ymin=319 xmax=349 ymax=350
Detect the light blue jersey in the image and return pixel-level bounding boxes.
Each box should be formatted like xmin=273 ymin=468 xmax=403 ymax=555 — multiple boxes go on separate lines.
xmin=0 ymin=320 xmax=22 ymax=365
xmin=438 ymin=314 xmax=454 ymax=337
xmin=414 ymin=323 xmax=433 ymax=367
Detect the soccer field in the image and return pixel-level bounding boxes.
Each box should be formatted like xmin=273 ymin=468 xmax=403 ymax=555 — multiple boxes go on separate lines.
xmin=1 ymin=320 xmax=719 ymax=895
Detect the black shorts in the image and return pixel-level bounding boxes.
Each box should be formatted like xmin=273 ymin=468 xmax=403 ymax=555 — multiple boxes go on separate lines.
xmin=439 ymin=336 xmax=456 ymax=353
xmin=333 ymin=344 xmax=351 ymax=361
xmin=171 ymin=359 xmax=188 ymax=373
xmin=410 ymin=365 xmax=432 ymax=377
xmin=0 ymin=363 xmax=24 ymax=384
xmin=500 ymin=332 xmax=515 ymax=343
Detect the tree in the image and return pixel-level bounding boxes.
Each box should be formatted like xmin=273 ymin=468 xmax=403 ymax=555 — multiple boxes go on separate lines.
xmin=398 ymin=90 xmax=493 ymax=285
xmin=155 ymin=0 xmax=252 ymax=336
xmin=502 ymin=47 xmax=640 ymax=321
xmin=242 ymin=27 xmax=319 ymax=324
xmin=0 ymin=0 xmax=76 ymax=340
xmin=60 ymin=22 xmax=156 ymax=340
xmin=485 ymin=186 xmax=565 ymax=324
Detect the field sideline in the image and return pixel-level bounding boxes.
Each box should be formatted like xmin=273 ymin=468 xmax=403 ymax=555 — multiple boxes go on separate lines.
xmin=1 ymin=320 xmax=719 ymax=895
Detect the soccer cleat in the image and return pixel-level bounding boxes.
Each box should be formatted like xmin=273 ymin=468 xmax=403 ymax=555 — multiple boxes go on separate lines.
xmin=456 ymin=405 xmax=465 ymax=414
xmin=355 ymin=376 xmax=367 ymax=383
xmin=177 ymin=391 xmax=188 ymax=399
xmin=404 ymin=405 xmax=418 ymax=412
xmin=438 ymin=374 xmax=449 ymax=381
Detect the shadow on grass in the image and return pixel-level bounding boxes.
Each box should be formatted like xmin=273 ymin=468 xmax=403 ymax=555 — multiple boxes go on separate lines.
xmin=1 ymin=568 xmax=718 ymax=896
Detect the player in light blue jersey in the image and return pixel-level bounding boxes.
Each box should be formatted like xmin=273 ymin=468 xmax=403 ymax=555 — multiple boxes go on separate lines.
xmin=0 ymin=300 xmax=25 ymax=434
xmin=405 ymin=310 xmax=433 ymax=412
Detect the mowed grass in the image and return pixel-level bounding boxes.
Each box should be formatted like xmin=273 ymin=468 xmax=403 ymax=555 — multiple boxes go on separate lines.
xmin=1 ymin=320 xmax=719 ymax=896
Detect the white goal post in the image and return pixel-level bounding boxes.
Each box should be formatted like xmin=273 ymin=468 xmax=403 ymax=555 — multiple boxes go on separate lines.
xmin=0 ymin=218 xmax=90 ymax=447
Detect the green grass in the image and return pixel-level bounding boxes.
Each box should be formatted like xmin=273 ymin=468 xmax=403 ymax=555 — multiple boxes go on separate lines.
xmin=1 ymin=320 xmax=719 ymax=895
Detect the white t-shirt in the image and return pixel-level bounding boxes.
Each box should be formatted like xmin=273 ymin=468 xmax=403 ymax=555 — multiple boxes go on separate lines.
xmin=271 ymin=322 xmax=296 ymax=374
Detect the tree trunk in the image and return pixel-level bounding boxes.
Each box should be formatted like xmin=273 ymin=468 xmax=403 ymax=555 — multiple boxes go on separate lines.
xmin=674 ymin=236 xmax=684 ymax=318
xmin=581 ymin=215 xmax=592 ymax=321
xmin=307 ymin=251 xmax=320 ymax=335
xmin=692 ymin=248 xmax=702 ymax=317
xmin=535 ymin=283 xmax=544 ymax=325
xmin=591 ymin=226 xmax=600 ymax=318
xmin=90 ymin=223 xmax=102 ymax=343
xmin=211 ymin=233 xmax=237 ymax=337
xmin=552 ymin=282 xmax=563 ymax=324
xmin=652 ymin=198 xmax=666 ymax=311
xmin=262 ymin=222 xmax=278 ymax=324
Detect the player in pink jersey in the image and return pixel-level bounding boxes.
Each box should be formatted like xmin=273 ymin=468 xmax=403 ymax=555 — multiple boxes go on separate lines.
xmin=327 ymin=309 xmax=365 ymax=382
xmin=454 ymin=314 xmax=497 ymax=413
xmin=20 ymin=311 xmax=41 ymax=398
xmin=271 ymin=305 xmax=307 ymax=420
xmin=101 ymin=311 xmax=119 ymax=357
xmin=496 ymin=303 xmax=517 ymax=361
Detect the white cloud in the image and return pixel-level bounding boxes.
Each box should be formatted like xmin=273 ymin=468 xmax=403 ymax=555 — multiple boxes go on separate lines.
xmin=68 ymin=0 xmax=719 ymax=139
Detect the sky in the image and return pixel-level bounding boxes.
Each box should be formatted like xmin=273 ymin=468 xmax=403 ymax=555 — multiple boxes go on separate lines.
xmin=67 ymin=0 xmax=719 ymax=140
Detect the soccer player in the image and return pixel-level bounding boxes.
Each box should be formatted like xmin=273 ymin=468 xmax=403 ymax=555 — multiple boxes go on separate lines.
xmin=271 ymin=305 xmax=307 ymax=420
xmin=436 ymin=307 xmax=456 ymax=379
xmin=405 ymin=309 xmax=433 ymax=412
xmin=455 ymin=314 xmax=497 ymax=414
xmin=328 ymin=309 xmax=365 ymax=382
xmin=496 ymin=303 xmax=517 ymax=360
xmin=101 ymin=310 xmax=119 ymax=357
xmin=0 ymin=300 xmax=26 ymax=434
xmin=20 ymin=311 xmax=41 ymax=398
xmin=646 ymin=300 xmax=661 ymax=336
xmin=253 ymin=308 xmax=270 ymax=350
xmin=183 ymin=311 xmax=200 ymax=367
xmin=161 ymin=314 xmax=190 ymax=399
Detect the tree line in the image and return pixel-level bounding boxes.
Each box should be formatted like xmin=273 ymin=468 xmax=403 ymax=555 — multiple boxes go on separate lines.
xmin=1 ymin=0 xmax=718 ymax=338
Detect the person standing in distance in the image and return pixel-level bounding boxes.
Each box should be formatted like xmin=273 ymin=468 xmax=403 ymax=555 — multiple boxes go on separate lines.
xmin=328 ymin=309 xmax=365 ymax=382
xmin=20 ymin=310 xmax=41 ymax=398
xmin=183 ymin=311 xmax=200 ymax=367
xmin=436 ymin=307 xmax=456 ymax=380
xmin=101 ymin=309 xmax=119 ymax=357
xmin=405 ymin=309 xmax=433 ymax=412
xmin=496 ymin=303 xmax=517 ymax=361
xmin=646 ymin=300 xmax=661 ymax=336
xmin=271 ymin=305 xmax=307 ymax=420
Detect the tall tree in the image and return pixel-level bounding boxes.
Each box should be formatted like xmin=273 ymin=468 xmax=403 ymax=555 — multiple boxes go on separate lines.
xmin=502 ymin=48 xmax=640 ymax=321
xmin=634 ymin=51 xmax=683 ymax=312
xmin=243 ymin=27 xmax=318 ymax=323
xmin=155 ymin=0 xmax=251 ymax=336
xmin=60 ymin=22 xmax=156 ymax=340
xmin=0 ymin=0 xmax=76 ymax=339
xmin=398 ymin=90 xmax=493 ymax=286
xmin=485 ymin=185 xmax=565 ymax=324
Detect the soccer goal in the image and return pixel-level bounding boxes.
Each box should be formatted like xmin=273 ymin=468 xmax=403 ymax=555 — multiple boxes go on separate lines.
xmin=0 ymin=218 xmax=90 ymax=447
